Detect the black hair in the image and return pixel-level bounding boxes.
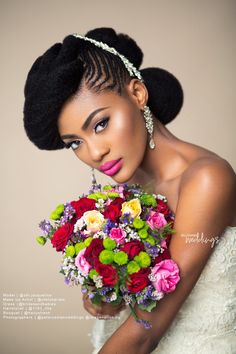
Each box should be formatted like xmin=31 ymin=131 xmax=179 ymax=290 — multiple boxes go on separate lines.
xmin=23 ymin=27 xmax=184 ymax=150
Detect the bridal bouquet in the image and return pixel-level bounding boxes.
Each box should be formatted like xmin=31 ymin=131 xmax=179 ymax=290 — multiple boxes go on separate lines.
xmin=36 ymin=182 xmax=180 ymax=328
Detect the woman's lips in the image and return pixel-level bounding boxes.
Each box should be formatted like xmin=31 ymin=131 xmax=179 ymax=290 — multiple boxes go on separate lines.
xmin=99 ymin=158 xmax=122 ymax=172
xmin=100 ymin=158 xmax=123 ymax=176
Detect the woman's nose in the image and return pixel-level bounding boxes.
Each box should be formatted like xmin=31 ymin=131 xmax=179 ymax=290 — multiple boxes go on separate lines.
xmin=87 ymin=140 xmax=109 ymax=163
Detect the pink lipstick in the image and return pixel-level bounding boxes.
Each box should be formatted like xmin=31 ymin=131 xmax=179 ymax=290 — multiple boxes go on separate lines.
xmin=99 ymin=158 xmax=123 ymax=176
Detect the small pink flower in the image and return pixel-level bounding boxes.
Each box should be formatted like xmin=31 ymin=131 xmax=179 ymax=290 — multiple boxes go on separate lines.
xmin=106 ymin=185 xmax=125 ymax=199
xmin=109 ymin=227 xmax=126 ymax=245
xmin=75 ymin=248 xmax=92 ymax=275
xmin=160 ymin=238 xmax=167 ymax=249
xmin=151 ymin=259 xmax=180 ymax=293
xmin=146 ymin=211 xmax=167 ymax=230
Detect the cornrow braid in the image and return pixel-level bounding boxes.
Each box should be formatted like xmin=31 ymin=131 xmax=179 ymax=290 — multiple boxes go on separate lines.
xmin=79 ymin=44 xmax=130 ymax=94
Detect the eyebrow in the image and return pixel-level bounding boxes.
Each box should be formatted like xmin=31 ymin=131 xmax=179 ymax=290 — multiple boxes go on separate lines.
xmin=60 ymin=106 xmax=110 ymax=139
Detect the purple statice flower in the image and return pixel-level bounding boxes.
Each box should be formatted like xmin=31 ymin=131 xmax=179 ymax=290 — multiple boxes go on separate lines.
xmin=103 ymin=219 xmax=116 ymax=234
xmin=143 ymin=285 xmax=155 ymax=300
xmin=125 ymin=183 xmax=142 ymax=194
xmin=88 ymin=183 xmax=102 ymax=194
xmin=99 ymin=287 xmax=113 ymax=296
xmin=105 ymin=296 xmax=112 ymax=303
xmin=136 ymin=319 xmax=152 ymax=329
xmin=144 ymin=242 xmax=160 ymax=258
xmin=81 ymin=287 xmax=88 ymax=294
xmin=119 ymin=265 xmax=127 ymax=275
xmin=120 ymin=212 xmax=133 ymax=225
xmin=89 ymin=293 xmax=95 ymax=299
xmin=120 ymin=286 xmax=127 ymax=295
xmin=60 ymin=203 xmax=75 ymax=224
xmin=136 ymin=285 xmax=156 ymax=304
xmin=39 ymin=219 xmax=53 ymax=236
xmin=64 ymin=276 xmax=71 ymax=285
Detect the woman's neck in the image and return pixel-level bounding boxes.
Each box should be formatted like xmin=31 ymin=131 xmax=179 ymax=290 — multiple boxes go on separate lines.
xmin=130 ymin=118 xmax=189 ymax=189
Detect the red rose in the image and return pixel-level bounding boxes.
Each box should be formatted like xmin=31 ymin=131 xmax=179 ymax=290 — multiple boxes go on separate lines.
xmin=109 ymin=197 xmax=124 ymax=208
xmin=103 ymin=204 xmax=121 ymax=222
xmin=95 ymin=263 xmax=118 ymax=286
xmin=121 ymin=240 xmax=144 ymax=259
xmin=51 ymin=223 xmax=74 ymax=252
xmin=84 ymin=238 xmax=104 ymax=266
xmin=123 ymin=190 xmax=132 ymax=199
xmin=127 ymin=268 xmax=151 ymax=293
xmin=153 ymin=247 xmax=171 ymax=265
xmin=155 ymin=199 xmax=170 ymax=217
xmin=71 ymin=197 xmax=96 ymax=219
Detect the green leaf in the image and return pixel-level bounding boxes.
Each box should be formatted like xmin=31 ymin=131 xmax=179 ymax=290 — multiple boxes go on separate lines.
xmin=110 ymin=296 xmax=123 ymax=306
xmin=138 ymin=300 xmax=157 ymax=312
xmin=91 ymin=293 xmax=102 ymax=306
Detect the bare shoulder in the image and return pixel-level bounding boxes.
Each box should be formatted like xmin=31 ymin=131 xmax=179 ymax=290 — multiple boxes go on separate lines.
xmin=180 ymin=155 xmax=236 ymax=196
xmin=178 ymin=155 xmax=236 ymax=226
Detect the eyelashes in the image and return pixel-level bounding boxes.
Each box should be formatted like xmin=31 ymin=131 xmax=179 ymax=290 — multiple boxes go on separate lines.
xmin=64 ymin=117 xmax=110 ymax=151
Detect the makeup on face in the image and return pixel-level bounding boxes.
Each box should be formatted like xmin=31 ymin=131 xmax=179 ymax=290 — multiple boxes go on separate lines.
xmin=58 ymin=88 xmax=147 ymax=182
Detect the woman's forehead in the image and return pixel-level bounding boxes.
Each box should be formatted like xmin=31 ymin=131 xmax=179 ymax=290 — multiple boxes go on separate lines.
xmin=61 ymin=88 xmax=127 ymax=118
xmin=57 ymin=89 xmax=126 ymax=134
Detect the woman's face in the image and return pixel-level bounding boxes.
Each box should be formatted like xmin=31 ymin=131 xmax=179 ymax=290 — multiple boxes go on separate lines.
xmin=57 ymin=79 xmax=148 ymax=183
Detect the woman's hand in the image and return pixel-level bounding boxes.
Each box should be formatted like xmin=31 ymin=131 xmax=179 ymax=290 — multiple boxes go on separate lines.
xmin=82 ymin=293 xmax=126 ymax=319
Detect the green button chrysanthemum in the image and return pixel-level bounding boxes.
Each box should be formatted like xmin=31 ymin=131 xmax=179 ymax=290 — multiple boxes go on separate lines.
xmin=106 ymin=192 xmax=120 ymax=198
xmin=103 ymin=185 xmax=113 ymax=190
xmin=89 ymin=269 xmax=99 ymax=279
xmin=140 ymin=194 xmax=157 ymax=207
xmin=103 ymin=238 xmax=116 ymax=250
xmin=84 ymin=237 xmax=93 ymax=247
xmin=65 ymin=245 xmax=76 ymax=257
xmin=134 ymin=251 xmax=151 ymax=268
xmin=113 ymin=251 xmax=128 ymax=265
xmin=36 ymin=236 xmax=46 ymax=245
xmin=138 ymin=228 xmax=148 ymax=239
xmin=50 ymin=204 xmax=64 ymax=220
xmin=99 ymin=250 xmax=114 ymax=264
xmin=132 ymin=218 xmax=145 ymax=229
xmin=127 ymin=260 xmax=140 ymax=274
xmin=75 ymin=242 xmax=86 ymax=255
xmin=87 ymin=192 xmax=108 ymax=201
xmin=145 ymin=235 xmax=156 ymax=246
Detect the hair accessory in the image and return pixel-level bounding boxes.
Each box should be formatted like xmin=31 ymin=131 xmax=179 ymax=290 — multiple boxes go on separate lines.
xmin=144 ymin=105 xmax=155 ymax=149
xmin=72 ymin=33 xmax=143 ymax=81
xmin=72 ymin=33 xmax=156 ymax=150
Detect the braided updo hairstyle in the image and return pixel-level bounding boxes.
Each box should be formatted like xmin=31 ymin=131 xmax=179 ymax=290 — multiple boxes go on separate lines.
xmin=23 ymin=27 xmax=184 ymax=150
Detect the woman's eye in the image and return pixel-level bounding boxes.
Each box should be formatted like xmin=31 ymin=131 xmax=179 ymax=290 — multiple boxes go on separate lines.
xmin=94 ymin=117 xmax=109 ymax=133
xmin=64 ymin=140 xmax=81 ymax=150
xmin=64 ymin=117 xmax=109 ymax=151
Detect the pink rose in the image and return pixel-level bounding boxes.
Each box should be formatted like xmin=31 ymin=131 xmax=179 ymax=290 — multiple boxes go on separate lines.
xmin=109 ymin=227 xmax=126 ymax=245
xmin=146 ymin=211 xmax=167 ymax=230
xmin=75 ymin=248 xmax=92 ymax=275
xmin=151 ymin=259 xmax=180 ymax=293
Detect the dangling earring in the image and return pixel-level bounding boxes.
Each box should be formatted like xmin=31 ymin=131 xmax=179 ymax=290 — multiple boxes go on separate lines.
xmin=143 ymin=105 xmax=156 ymax=149
xmin=91 ymin=167 xmax=97 ymax=186
xmin=88 ymin=167 xmax=101 ymax=193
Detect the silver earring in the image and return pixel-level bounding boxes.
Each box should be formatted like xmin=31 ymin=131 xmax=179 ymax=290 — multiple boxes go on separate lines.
xmin=88 ymin=167 xmax=101 ymax=193
xmin=143 ymin=105 xmax=156 ymax=149
xmin=91 ymin=167 xmax=97 ymax=186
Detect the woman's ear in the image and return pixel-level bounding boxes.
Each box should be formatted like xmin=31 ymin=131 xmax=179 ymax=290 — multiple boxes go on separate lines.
xmin=126 ymin=79 xmax=149 ymax=109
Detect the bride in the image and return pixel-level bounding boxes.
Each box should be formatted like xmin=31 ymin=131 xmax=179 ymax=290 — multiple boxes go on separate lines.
xmin=23 ymin=27 xmax=236 ymax=353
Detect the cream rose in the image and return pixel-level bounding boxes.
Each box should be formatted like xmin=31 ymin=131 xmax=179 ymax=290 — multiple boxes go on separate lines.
xmin=83 ymin=210 xmax=105 ymax=233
